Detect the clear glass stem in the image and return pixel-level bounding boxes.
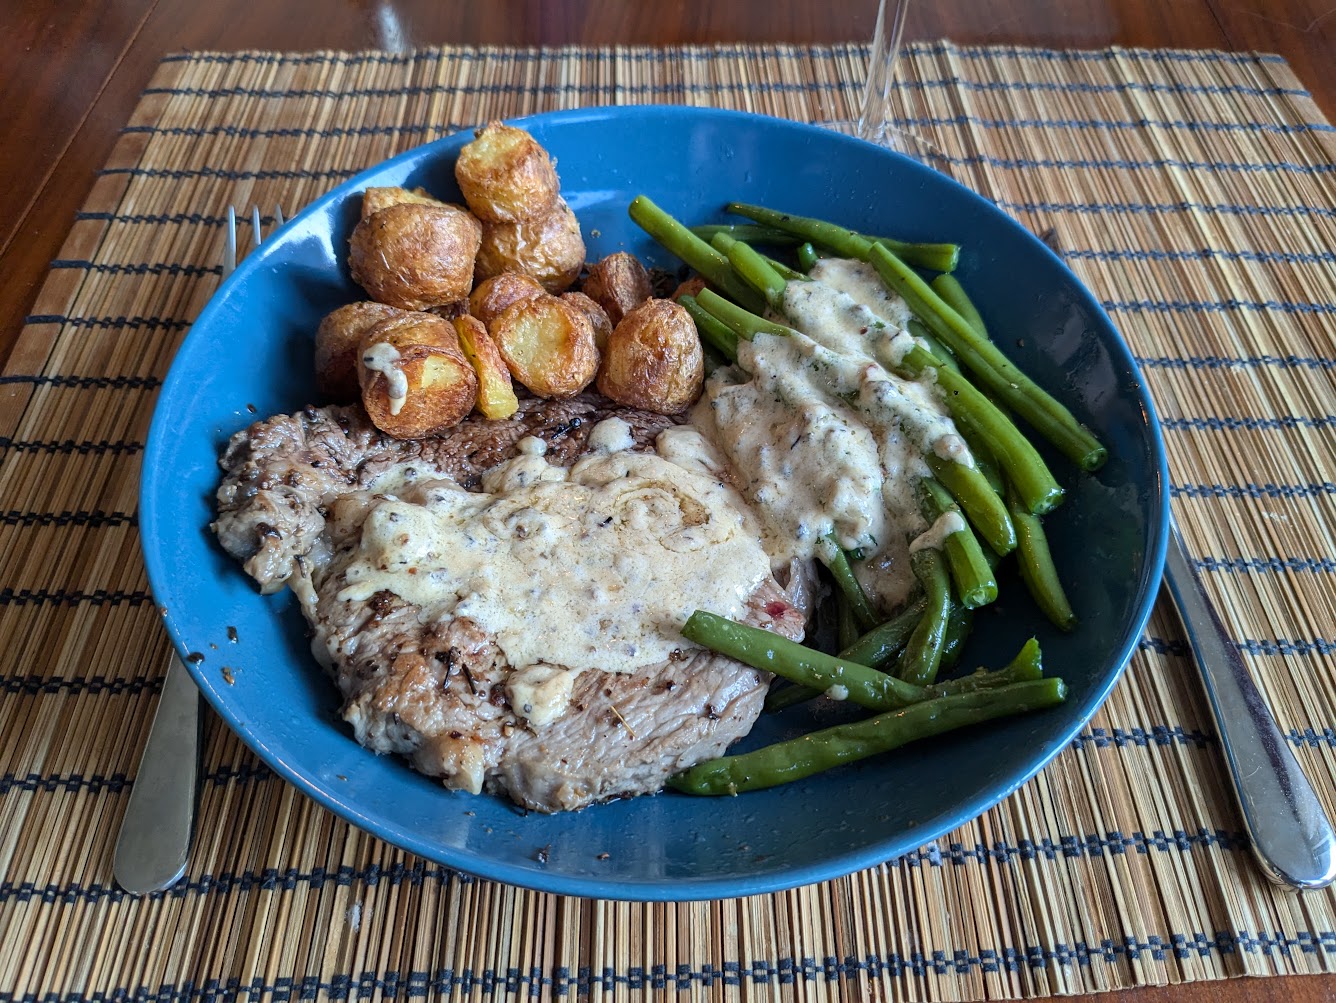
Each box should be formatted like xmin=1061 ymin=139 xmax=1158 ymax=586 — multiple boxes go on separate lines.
xmin=856 ymin=0 xmax=910 ymax=143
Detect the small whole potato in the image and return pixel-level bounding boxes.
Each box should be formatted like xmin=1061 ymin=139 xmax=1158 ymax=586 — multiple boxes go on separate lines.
xmin=314 ymin=301 xmax=407 ymax=402
xmin=671 ymin=276 xmax=708 ymax=302
xmin=560 ymin=291 xmax=613 ymax=353
xmin=469 ymin=272 xmax=546 ymax=329
xmin=454 ymin=122 xmax=560 ymax=224
xmin=581 ymin=251 xmax=652 ymax=327
xmin=359 ymin=185 xmax=446 ymax=221
xmin=357 ymin=312 xmax=478 ymax=438
xmin=348 ymin=202 xmax=482 ymax=311
xmin=490 ymin=294 xmax=598 ymax=399
xmin=596 ymin=299 xmax=704 ymax=415
xmin=474 ymin=197 xmax=585 ymax=294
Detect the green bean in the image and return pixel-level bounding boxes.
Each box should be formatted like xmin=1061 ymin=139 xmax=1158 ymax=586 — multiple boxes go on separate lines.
xmin=821 ymin=537 xmax=880 ymax=631
xmin=1008 ymin=487 xmax=1078 ymax=631
xmin=898 ymin=343 xmax=1065 ymax=515
xmin=907 ymin=319 xmax=960 ymax=375
xmin=867 ymin=242 xmax=1107 ymax=472
xmin=974 ymin=451 xmax=1006 ymax=497
xmin=836 ymin=592 xmax=860 ymax=650
xmin=762 ymin=253 xmax=808 ymax=284
xmin=679 ymin=294 xmax=739 ymax=363
xmin=724 ymin=202 xmax=874 ymax=260
xmin=691 ymin=223 xmax=804 ymax=246
xmin=668 ymin=679 xmax=1068 ymax=795
xmin=930 ymin=273 xmax=988 ymax=339
xmin=797 ymin=241 xmax=820 ymax=272
xmin=628 ymin=196 xmax=767 ymax=314
xmin=762 ymin=681 xmax=814 ymax=713
xmin=839 ymin=595 xmax=928 ymax=669
xmin=937 ymin=603 xmax=974 ymax=673
xmin=897 ymin=547 xmax=952 ymax=685
xmin=695 ymin=288 xmax=794 ymax=342
xmin=766 ymin=589 xmax=855 ymax=714
xmin=924 ymin=454 xmax=1016 ymax=555
xmin=873 ymin=237 xmax=960 ymax=275
xmin=681 ymin=610 xmax=926 ymax=711
xmin=916 ymin=478 xmax=998 ymax=610
xmin=723 ymin=203 xmax=960 ymax=272
xmin=927 ymin=637 xmax=1044 ymax=696
xmin=711 ymin=233 xmax=789 ymax=310
xmin=766 ymin=595 xmax=927 ymax=713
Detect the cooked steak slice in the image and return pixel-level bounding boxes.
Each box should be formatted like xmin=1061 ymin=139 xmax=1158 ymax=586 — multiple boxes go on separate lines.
xmin=319 ymin=568 xmax=803 ymax=812
xmin=214 ymin=397 xmax=674 ymax=592
xmin=214 ymin=396 xmax=809 ymax=812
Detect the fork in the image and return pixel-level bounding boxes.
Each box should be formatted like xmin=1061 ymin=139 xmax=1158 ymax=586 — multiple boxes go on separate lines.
xmin=113 ymin=206 xmax=285 ymax=895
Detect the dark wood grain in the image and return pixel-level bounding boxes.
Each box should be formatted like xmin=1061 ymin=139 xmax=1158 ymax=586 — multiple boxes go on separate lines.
xmin=1 ymin=0 xmax=1333 ymax=367
xmin=0 ymin=9 xmax=1332 ymax=997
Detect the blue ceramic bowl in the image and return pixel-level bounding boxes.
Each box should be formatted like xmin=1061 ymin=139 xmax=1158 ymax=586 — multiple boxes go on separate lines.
xmin=141 ymin=105 xmax=1168 ymax=900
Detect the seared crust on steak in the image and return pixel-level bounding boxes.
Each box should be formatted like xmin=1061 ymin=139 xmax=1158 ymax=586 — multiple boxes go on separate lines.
xmin=213 ymin=396 xmax=808 ymax=811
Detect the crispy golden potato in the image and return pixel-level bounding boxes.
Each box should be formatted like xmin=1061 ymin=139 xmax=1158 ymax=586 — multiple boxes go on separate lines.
xmin=348 ymin=202 xmax=482 ymax=311
xmin=596 ymin=299 xmax=704 ymax=414
xmin=357 ymin=312 xmax=478 ymax=438
xmin=468 ymin=272 xmax=546 ymax=328
xmin=581 ymin=252 xmax=652 ymax=327
xmin=360 ymin=185 xmax=446 ymax=221
xmin=560 ymin=291 xmax=613 ymax=354
xmin=454 ymin=122 xmax=560 ymax=224
xmin=314 ymin=301 xmax=408 ymax=402
xmin=427 ymin=300 xmax=472 ymax=321
xmin=474 ymin=197 xmax=585 ymax=294
xmin=491 ymin=295 xmax=598 ymax=399
xmin=671 ymin=276 xmax=708 ymax=301
xmin=452 ymin=315 xmax=520 ymax=420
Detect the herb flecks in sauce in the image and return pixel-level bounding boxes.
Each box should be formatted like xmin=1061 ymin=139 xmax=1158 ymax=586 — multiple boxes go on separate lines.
xmin=694 ymin=258 xmax=970 ymax=609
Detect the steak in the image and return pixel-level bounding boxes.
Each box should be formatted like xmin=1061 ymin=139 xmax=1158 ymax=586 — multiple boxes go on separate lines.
xmin=213 ymin=396 xmax=808 ymax=812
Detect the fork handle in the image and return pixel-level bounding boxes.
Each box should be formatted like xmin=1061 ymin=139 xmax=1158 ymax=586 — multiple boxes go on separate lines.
xmin=1163 ymin=521 xmax=1336 ymax=889
xmin=113 ymin=653 xmax=200 ymax=893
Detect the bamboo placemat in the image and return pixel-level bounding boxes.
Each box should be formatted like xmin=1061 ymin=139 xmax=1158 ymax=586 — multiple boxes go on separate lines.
xmin=2 ymin=41 xmax=1335 ymax=1002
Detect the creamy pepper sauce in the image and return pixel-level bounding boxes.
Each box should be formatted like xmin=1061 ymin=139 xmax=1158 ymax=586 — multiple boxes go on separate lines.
xmin=693 ymin=258 xmax=970 ymax=608
xmin=332 ymin=420 xmax=772 ymax=725
xmin=361 ymin=342 xmax=408 ymax=415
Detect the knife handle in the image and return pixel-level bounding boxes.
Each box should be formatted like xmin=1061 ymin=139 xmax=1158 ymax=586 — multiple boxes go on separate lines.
xmin=1163 ymin=522 xmax=1336 ymax=889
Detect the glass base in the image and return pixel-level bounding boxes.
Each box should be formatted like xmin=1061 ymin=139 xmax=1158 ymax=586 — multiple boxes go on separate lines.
xmin=818 ymin=120 xmax=953 ymax=178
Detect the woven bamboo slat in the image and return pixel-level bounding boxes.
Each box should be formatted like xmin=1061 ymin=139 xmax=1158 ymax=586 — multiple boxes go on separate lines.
xmin=1 ymin=42 xmax=1334 ymax=1003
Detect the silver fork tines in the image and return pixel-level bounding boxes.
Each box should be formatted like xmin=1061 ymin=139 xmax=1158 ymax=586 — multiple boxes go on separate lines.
xmin=112 ymin=204 xmax=287 ymax=895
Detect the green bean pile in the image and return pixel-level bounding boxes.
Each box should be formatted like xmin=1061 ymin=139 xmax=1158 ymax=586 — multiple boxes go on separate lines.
xmin=627 ymin=195 xmax=1106 ymax=796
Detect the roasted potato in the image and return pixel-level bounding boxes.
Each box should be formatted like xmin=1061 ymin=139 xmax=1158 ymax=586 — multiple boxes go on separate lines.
xmin=596 ymin=298 xmax=704 ymax=414
xmin=468 ymin=272 xmax=546 ymax=328
xmin=357 ymin=312 xmax=478 ymax=438
xmin=452 ymin=315 xmax=520 ymax=420
xmin=314 ymin=301 xmax=407 ymax=402
xmin=348 ymin=202 xmax=482 ymax=311
xmin=671 ymin=276 xmax=708 ymax=301
xmin=581 ymin=251 xmax=652 ymax=327
xmin=560 ymin=291 xmax=613 ymax=354
xmin=427 ymin=300 xmax=472 ymax=321
xmin=454 ymin=122 xmax=560 ymax=224
xmin=359 ymin=185 xmax=446 ymax=221
xmin=474 ymin=197 xmax=585 ymax=294
xmin=490 ymin=294 xmax=598 ymax=399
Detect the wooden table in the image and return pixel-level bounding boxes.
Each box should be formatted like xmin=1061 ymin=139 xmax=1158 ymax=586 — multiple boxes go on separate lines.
xmin=2 ymin=3 xmax=1331 ymax=1001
